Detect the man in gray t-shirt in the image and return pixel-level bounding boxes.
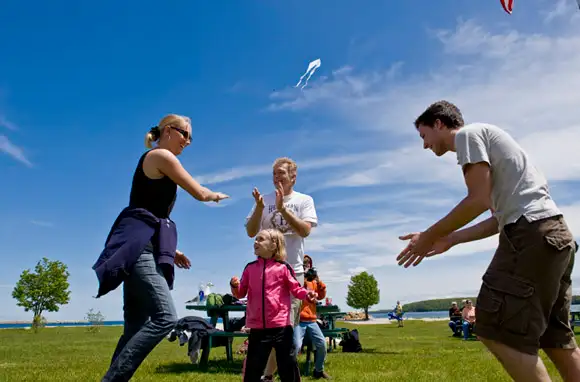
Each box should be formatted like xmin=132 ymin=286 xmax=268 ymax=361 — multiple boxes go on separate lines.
xmin=397 ymin=100 xmax=579 ymax=381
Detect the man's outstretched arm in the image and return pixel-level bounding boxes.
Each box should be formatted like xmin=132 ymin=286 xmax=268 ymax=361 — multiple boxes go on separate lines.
xmin=424 ymin=162 xmax=493 ymax=240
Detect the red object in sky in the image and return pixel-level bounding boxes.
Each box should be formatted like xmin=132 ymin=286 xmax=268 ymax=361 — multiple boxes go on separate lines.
xmin=500 ymin=0 xmax=514 ymax=14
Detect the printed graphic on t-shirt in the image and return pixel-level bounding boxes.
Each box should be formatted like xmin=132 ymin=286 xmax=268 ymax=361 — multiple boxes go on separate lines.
xmin=267 ymin=203 xmax=300 ymax=234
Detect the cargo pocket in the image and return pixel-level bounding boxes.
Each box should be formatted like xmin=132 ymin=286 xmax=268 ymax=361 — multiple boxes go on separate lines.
xmin=542 ymin=217 xmax=575 ymax=252
xmin=481 ymin=271 xmax=535 ymax=335
xmin=544 ymin=234 xmax=575 ymax=252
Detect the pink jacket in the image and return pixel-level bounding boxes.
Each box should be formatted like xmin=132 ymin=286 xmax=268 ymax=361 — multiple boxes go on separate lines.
xmin=232 ymin=257 xmax=309 ymax=329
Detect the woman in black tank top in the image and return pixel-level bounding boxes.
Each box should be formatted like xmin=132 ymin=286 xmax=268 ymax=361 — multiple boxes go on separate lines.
xmin=101 ymin=114 xmax=229 ymax=381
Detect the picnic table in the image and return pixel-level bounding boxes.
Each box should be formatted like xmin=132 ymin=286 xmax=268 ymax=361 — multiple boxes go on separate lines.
xmin=185 ymin=302 xmax=347 ymax=369
xmin=570 ymin=310 xmax=580 ymax=331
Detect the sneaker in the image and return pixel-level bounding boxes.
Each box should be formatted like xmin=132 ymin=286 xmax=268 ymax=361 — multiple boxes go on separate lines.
xmin=261 ymin=376 xmax=274 ymax=381
xmin=313 ymin=370 xmax=332 ymax=379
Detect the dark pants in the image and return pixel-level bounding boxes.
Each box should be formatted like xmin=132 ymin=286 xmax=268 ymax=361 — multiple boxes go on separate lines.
xmin=244 ymin=326 xmax=301 ymax=382
xmin=102 ymin=251 xmax=178 ymax=381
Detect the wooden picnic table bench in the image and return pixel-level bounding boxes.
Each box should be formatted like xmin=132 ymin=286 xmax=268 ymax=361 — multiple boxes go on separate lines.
xmin=186 ymin=303 xmax=346 ymax=370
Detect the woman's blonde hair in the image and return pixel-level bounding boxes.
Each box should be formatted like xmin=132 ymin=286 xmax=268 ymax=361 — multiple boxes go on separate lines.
xmin=263 ymin=229 xmax=287 ymax=261
xmin=144 ymin=114 xmax=192 ymax=149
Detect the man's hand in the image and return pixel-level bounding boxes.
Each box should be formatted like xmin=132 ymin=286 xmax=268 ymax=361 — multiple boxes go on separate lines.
xmin=230 ymin=276 xmax=240 ymax=288
xmin=306 ymin=290 xmax=318 ymax=303
xmin=175 ymin=250 xmax=191 ymax=269
xmin=252 ymin=187 xmax=265 ymax=208
xmin=396 ymin=232 xmax=455 ymax=268
xmin=275 ymin=182 xmax=285 ymax=212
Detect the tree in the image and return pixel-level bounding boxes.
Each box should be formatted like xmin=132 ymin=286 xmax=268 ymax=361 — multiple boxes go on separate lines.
xmin=346 ymin=271 xmax=380 ymax=320
xmin=12 ymin=257 xmax=71 ymax=330
xmin=85 ymin=308 xmax=105 ymax=333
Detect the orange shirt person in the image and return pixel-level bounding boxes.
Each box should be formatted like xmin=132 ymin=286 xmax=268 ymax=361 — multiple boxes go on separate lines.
xmin=293 ymin=255 xmax=331 ymax=379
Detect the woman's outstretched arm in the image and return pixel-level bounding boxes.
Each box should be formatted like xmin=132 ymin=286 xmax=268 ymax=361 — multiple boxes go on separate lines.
xmin=149 ymin=148 xmax=228 ymax=202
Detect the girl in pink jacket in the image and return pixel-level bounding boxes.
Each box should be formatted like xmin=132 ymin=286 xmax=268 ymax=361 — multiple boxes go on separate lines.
xmin=231 ymin=228 xmax=316 ymax=382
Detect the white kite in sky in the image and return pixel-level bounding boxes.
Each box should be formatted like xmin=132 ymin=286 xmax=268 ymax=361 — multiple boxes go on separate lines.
xmin=295 ymin=58 xmax=321 ymax=89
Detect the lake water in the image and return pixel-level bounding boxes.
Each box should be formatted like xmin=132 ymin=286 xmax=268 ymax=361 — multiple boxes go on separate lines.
xmin=3 ymin=305 xmax=579 ymax=329
xmin=0 ymin=318 xmax=223 ymax=329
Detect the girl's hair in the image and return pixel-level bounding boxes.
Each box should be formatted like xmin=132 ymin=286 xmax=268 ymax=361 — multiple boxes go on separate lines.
xmin=263 ymin=229 xmax=287 ymax=262
xmin=144 ymin=114 xmax=192 ymax=149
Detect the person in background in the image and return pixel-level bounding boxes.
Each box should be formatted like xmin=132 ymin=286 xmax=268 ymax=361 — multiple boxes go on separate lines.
xmin=395 ymin=301 xmax=404 ymax=327
xmin=230 ymin=229 xmax=317 ymax=382
xmin=462 ymin=300 xmax=476 ymax=340
xmin=93 ymin=114 xmax=229 ymax=381
xmin=448 ymin=302 xmax=462 ymax=336
xmin=294 ymin=254 xmax=331 ymax=379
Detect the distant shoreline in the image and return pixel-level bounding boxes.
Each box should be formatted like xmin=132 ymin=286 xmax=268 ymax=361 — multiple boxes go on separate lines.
xmin=0 ymin=321 xmax=91 ymax=324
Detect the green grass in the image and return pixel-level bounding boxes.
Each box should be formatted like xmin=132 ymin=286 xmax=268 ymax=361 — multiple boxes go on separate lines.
xmin=0 ymin=321 xmax=570 ymax=381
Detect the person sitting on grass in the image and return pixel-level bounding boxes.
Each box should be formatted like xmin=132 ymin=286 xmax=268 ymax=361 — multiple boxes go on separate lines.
xmin=462 ymin=300 xmax=476 ymax=340
xmin=230 ymin=228 xmax=318 ymax=382
xmin=448 ymin=302 xmax=462 ymax=336
xmin=293 ymin=254 xmax=331 ymax=380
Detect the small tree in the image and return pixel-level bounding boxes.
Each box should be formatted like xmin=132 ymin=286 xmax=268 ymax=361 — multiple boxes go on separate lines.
xmin=85 ymin=308 xmax=105 ymax=333
xmin=346 ymin=271 xmax=380 ymax=320
xmin=12 ymin=257 xmax=71 ymax=331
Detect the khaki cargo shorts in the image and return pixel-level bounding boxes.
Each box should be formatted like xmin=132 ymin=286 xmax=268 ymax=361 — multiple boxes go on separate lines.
xmin=290 ymin=273 xmax=304 ymax=327
xmin=475 ymin=215 xmax=578 ymax=355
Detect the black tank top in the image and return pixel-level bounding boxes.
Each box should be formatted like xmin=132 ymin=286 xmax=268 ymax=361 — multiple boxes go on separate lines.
xmin=129 ymin=150 xmax=177 ymax=219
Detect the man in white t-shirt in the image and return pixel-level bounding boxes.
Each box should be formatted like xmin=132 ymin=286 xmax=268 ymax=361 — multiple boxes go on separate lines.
xmin=245 ymin=156 xmax=318 ymax=381
xmin=396 ymin=100 xmax=579 ymax=381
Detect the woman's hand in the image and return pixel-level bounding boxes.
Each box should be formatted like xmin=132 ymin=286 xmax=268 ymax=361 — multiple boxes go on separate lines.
xmin=230 ymin=276 xmax=240 ymax=288
xmin=212 ymin=192 xmax=230 ymax=203
xmin=175 ymin=250 xmax=191 ymax=269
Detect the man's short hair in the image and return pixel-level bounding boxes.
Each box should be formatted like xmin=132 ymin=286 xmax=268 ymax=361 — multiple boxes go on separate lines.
xmin=414 ymin=100 xmax=464 ymax=130
xmin=273 ymin=157 xmax=297 ymax=176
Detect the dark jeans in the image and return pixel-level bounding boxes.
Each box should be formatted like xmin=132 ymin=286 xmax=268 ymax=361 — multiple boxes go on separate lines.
xmin=102 ymin=251 xmax=178 ymax=381
xmin=244 ymin=326 xmax=301 ymax=382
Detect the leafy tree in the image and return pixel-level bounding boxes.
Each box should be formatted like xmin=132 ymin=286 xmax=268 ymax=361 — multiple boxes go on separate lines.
xmin=12 ymin=257 xmax=71 ymax=330
xmin=346 ymin=271 xmax=380 ymax=320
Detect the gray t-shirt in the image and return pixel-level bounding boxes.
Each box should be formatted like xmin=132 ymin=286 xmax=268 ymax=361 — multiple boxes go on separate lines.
xmin=455 ymin=123 xmax=561 ymax=230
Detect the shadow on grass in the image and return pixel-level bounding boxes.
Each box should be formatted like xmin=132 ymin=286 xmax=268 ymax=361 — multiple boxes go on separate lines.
xmin=155 ymin=359 xmax=244 ymax=375
xmin=361 ymin=348 xmax=403 ymax=355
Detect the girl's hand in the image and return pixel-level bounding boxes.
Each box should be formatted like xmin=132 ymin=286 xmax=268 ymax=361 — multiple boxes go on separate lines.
xmin=175 ymin=250 xmax=191 ymax=269
xmin=306 ymin=290 xmax=318 ymax=303
xmin=230 ymin=276 xmax=240 ymax=288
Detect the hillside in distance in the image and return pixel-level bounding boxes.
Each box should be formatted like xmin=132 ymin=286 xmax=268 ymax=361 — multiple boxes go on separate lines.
xmin=371 ymin=296 xmax=580 ymax=312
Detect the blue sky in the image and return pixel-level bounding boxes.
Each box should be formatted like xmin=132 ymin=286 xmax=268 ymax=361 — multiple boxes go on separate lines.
xmin=1 ymin=0 xmax=580 ymax=322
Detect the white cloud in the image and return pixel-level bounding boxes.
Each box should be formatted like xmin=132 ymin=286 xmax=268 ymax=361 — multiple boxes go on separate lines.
xmin=267 ymin=15 xmax=580 ymax=192
xmin=0 ymin=115 xmax=18 ymax=131
xmin=193 ymin=150 xmax=385 ymax=185
xmin=0 ymin=135 xmax=32 ymax=167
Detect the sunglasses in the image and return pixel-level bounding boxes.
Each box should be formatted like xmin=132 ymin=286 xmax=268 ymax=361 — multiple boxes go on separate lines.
xmin=169 ymin=126 xmax=191 ymax=141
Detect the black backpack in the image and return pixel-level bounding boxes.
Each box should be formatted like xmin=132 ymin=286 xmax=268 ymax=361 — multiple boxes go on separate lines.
xmin=340 ymin=329 xmax=362 ymax=353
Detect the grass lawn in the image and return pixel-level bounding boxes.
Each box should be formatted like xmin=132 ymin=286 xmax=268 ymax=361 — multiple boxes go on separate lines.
xmin=0 ymin=320 xmax=571 ymax=381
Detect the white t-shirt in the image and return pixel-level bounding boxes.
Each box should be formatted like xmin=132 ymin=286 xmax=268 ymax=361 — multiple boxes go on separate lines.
xmin=454 ymin=123 xmax=561 ymax=229
xmin=245 ymin=190 xmax=318 ymax=276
